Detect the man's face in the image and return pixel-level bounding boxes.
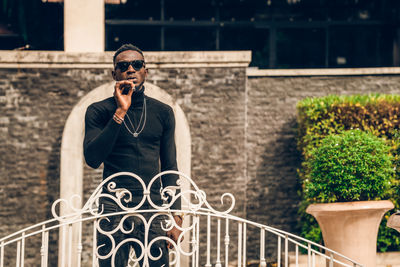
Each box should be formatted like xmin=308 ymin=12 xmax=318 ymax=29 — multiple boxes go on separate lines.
xmin=112 ymin=50 xmax=148 ymax=90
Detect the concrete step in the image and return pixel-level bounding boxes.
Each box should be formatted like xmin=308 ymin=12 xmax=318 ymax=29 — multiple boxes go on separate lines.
xmin=288 ymin=251 xmax=400 ymax=267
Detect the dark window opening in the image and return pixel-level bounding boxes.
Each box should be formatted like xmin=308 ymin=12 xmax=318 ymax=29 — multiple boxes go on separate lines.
xmin=2 ymin=0 xmax=400 ymax=69
xmin=276 ymin=28 xmax=325 ymax=68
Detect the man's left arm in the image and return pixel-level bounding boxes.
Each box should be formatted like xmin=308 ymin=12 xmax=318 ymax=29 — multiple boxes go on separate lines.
xmin=160 ymin=106 xmax=181 ymax=210
xmin=160 ymin=106 xmax=183 ymax=248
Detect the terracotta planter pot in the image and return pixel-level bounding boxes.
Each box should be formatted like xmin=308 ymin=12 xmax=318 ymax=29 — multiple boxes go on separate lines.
xmin=306 ymin=200 xmax=394 ymax=267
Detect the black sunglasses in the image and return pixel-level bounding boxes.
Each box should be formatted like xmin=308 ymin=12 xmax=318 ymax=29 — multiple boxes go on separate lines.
xmin=115 ymin=60 xmax=145 ymax=72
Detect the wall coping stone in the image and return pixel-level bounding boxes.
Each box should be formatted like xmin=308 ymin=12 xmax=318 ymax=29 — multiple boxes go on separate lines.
xmin=4 ymin=50 xmax=398 ymax=75
xmin=0 ymin=50 xmax=251 ymax=68
xmin=247 ymin=67 xmax=400 ymax=77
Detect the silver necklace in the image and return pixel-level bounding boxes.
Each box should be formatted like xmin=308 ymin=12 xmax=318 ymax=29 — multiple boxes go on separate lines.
xmin=123 ymin=98 xmax=147 ymax=138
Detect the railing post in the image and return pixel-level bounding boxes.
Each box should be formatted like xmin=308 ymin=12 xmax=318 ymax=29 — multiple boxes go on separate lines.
xmin=60 ymin=225 xmax=66 ymax=267
xmin=92 ymin=220 xmax=97 ymax=267
xmin=312 ymin=251 xmax=316 ymax=267
xmin=238 ymin=223 xmax=242 ymax=267
xmin=224 ymin=218 xmax=230 ymax=267
xmin=20 ymin=232 xmax=25 ymax=267
xmin=205 ymin=214 xmax=211 ymax=267
xmin=277 ymin=236 xmax=281 ymax=267
xmin=77 ymin=221 xmax=83 ymax=267
xmin=285 ymin=234 xmax=288 ymax=267
xmin=260 ymin=228 xmax=266 ymax=267
xmin=40 ymin=225 xmax=49 ymax=267
xmin=243 ymin=223 xmax=246 ymax=267
xmin=68 ymin=224 xmax=73 ymax=267
xmin=191 ymin=215 xmax=197 ymax=267
xmin=215 ymin=218 xmax=222 ymax=267
xmin=196 ymin=215 xmax=200 ymax=267
xmin=16 ymin=240 xmax=21 ymax=267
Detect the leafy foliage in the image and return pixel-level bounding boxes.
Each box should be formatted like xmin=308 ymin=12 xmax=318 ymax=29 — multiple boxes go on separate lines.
xmin=297 ymin=94 xmax=400 ymax=252
xmin=305 ymin=130 xmax=394 ymax=203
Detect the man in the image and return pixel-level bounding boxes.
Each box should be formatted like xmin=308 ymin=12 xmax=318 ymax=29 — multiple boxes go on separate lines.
xmin=83 ymin=44 xmax=182 ymax=266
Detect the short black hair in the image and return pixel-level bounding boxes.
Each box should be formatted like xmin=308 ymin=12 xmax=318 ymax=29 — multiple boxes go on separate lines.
xmin=113 ymin=44 xmax=144 ymax=65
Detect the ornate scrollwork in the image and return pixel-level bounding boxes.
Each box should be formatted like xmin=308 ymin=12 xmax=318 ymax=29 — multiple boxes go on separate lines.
xmin=106 ymin=181 xmax=133 ymax=204
xmin=51 ymin=171 xmax=236 ymax=266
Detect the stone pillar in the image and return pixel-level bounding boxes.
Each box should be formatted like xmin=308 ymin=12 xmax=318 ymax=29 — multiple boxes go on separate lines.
xmin=64 ymin=0 xmax=104 ymax=52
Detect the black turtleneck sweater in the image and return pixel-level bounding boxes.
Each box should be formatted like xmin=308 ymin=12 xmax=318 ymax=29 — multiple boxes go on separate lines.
xmin=83 ymin=88 xmax=180 ymax=209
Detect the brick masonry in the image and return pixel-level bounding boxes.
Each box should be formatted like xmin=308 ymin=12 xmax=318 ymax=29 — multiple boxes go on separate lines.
xmin=2 ymin=64 xmax=400 ymax=265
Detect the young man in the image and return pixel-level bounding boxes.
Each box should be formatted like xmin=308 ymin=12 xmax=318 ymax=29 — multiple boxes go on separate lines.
xmin=83 ymin=44 xmax=182 ymax=266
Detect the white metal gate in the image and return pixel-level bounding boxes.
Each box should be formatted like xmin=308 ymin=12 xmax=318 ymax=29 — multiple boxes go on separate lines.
xmin=0 ymin=171 xmax=363 ymax=267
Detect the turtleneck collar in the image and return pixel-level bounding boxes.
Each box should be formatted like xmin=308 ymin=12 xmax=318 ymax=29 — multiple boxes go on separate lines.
xmin=129 ymin=86 xmax=145 ymax=109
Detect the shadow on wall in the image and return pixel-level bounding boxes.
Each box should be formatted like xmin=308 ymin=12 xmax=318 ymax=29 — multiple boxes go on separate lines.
xmin=46 ymin=135 xmax=62 ymax=266
xmin=247 ymin=118 xmax=302 ymax=260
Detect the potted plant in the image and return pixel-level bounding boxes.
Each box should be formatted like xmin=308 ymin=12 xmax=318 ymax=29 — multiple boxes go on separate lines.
xmin=305 ymin=129 xmax=394 ymax=267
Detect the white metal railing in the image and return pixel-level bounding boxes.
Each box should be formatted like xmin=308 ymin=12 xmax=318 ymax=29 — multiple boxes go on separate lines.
xmin=0 ymin=171 xmax=364 ymax=267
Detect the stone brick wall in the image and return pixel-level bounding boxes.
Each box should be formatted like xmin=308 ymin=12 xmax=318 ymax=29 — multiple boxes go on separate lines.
xmin=2 ymin=51 xmax=400 ymax=265
xmin=0 ymin=68 xmax=112 ymax=266
xmin=0 ymin=63 xmax=248 ymax=265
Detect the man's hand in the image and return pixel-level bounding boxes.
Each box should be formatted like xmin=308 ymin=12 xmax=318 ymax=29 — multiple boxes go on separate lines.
xmin=113 ymin=80 xmax=134 ymax=118
xmin=167 ymin=215 xmax=183 ymax=249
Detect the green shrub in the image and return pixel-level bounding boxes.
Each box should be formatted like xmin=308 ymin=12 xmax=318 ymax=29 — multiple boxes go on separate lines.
xmin=297 ymin=94 xmax=400 ymax=252
xmin=305 ymin=130 xmax=394 ymax=203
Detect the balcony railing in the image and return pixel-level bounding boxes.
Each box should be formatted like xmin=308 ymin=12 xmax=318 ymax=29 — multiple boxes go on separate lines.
xmin=0 ymin=171 xmax=363 ymax=267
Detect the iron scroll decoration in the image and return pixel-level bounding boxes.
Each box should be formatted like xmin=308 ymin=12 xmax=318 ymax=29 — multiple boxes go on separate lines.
xmin=51 ymin=171 xmax=236 ymax=266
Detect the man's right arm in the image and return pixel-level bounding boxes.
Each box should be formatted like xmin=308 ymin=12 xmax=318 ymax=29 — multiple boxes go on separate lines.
xmin=84 ymin=80 xmax=134 ymax=168
xmin=83 ymin=105 xmax=122 ymax=168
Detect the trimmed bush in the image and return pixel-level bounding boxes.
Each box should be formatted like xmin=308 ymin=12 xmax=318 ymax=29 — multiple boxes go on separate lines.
xmin=297 ymin=94 xmax=400 ymax=252
xmin=305 ymin=130 xmax=394 ymax=203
